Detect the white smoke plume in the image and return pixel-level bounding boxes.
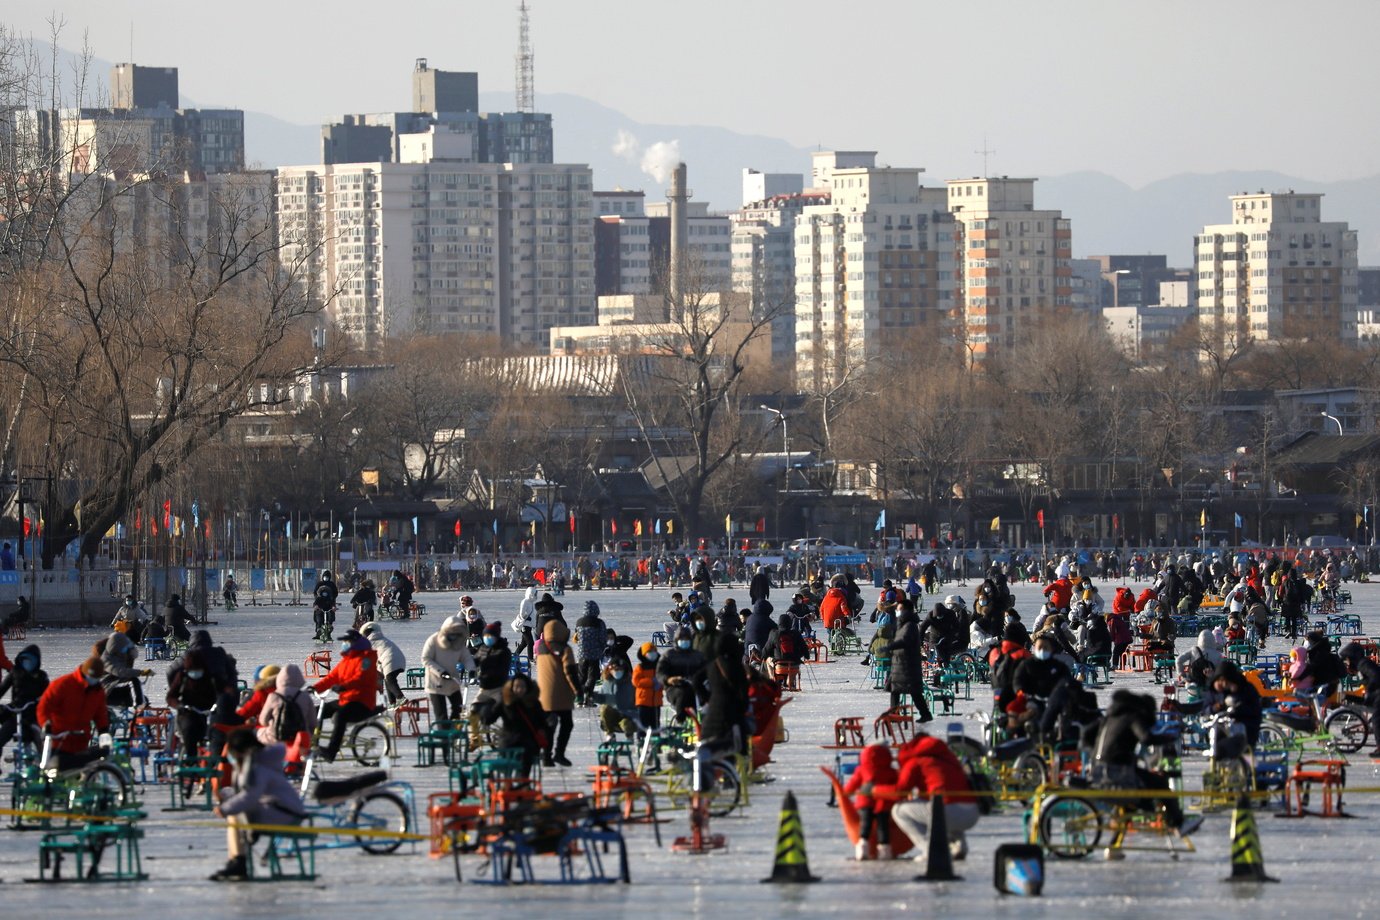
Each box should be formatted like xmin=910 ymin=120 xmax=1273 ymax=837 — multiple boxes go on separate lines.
xmin=611 ymin=130 xmax=682 ymax=185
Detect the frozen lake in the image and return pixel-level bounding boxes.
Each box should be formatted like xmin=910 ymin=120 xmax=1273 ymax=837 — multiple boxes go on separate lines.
xmin=3 ymin=576 xmax=1378 ymax=917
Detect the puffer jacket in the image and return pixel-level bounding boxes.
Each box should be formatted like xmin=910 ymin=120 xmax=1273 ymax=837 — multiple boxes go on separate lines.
xmin=536 ymin=619 xmax=579 ymax=712
xmin=473 ymin=637 xmax=514 ymax=691
xmin=843 ymin=742 xmax=899 ymax=811
xmin=101 ymin=631 xmax=143 ymax=684
xmin=743 ymin=600 xmax=775 ymax=652
xmin=883 ymin=607 xmax=924 ymax=692
xmin=877 ymin=733 xmax=974 ymax=805
xmin=364 ymin=623 xmax=406 ymax=674
xmin=257 ymin=664 xmax=317 ymax=745
xmin=0 ymin=644 xmax=48 ymax=705
xmin=592 ymin=671 xmax=637 ymax=720
xmin=513 ymin=587 xmax=538 ymax=633
xmin=632 ymin=660 xmax=662 ymax=708
xmin=312 ymin=637 xmax=379 ymax=709
xmin=422 ymin=615 xmax=477 ymax=694
xmin=37 ymin=667 xmax=109 ymax=753
xmin=218 ymin=743 xmax=307 ymax=823
xmin=573 ymin=609 xmax=608 ymax=663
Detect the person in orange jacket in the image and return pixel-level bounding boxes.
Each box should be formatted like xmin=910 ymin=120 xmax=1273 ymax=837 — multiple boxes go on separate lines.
xmin=819 ymin=574 xmax=851 ymax=631
xmin=36 ymin=656 xmax=110 ymax=770
xmin=312 ymin=629 xmax=379 ymax=762
xmin=632 ymin=642 xmax=663 ymax=729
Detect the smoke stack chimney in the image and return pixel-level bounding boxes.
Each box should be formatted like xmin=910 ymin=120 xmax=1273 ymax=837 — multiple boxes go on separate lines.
xmin=668 ymin=162 xmax=689 ymax=314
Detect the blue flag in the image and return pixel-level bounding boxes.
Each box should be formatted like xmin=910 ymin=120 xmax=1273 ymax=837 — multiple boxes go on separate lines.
xmin=654 ymin=519 xmax=661 ymax=535
xmin=411 ymin=515 xmax=419 ymax=534
xmin=191 ymin=501 xmax=200 ymax=527
xmin=1234 ymin=512 xmax=1243 ymax=529
xmin=874 ymin=509 xmax=886 ymax=532
xmin=492 ymin=519 xmax=499 ymax=535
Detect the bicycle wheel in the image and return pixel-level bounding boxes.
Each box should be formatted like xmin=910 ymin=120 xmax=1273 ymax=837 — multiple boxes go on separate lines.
xmin=1324 ymin=707 xmax=1368 ymax=753
xmin=706 ymin=762 xmax=741 ymax=818
xmin=1038 ymin=795 xmax=1101 ymax=858
xmin=82 ymin=763 xmax=131 ymax=809
xmin=947 ymin=736 xmax=986 ymax=769
xmin=350 ymin=722 xmax=391 ymax=767
xmin=1013 ymin=751 xmax=1048 ymax=798
xmin=349 ymin=790 xmax=409 ymax=854
xmin=1256 ymin=724 xmax=1289 ymax=751
xmin=1204 ymin=756 xmax=1253 ymax=802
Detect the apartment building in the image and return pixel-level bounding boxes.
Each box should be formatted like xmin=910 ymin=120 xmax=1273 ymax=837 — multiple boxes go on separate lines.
xmin=276 ymin=161 xmax=594 ymax=348
xmin=1194 ymin=191 xmax=1358 ymax=345
xmin=947 ymin=177 xmax=1072 ymax=360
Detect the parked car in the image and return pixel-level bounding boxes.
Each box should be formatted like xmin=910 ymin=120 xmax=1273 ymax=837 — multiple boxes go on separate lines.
xmin=787 ymin=538 xmax=864 ymax=555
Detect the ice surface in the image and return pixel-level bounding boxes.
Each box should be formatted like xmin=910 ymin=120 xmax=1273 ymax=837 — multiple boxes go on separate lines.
xmin=3 ymin=577 xmax=1378 ymax=917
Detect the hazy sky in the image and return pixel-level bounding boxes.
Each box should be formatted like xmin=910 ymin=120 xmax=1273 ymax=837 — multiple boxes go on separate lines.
xmin=8 ymin=0 xmax=1380 ymax=186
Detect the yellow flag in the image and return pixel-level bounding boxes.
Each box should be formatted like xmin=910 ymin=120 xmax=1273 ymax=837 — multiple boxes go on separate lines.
xmin=725 ymin=514 xmax=732 ymax=535
xmin=990 ymin=516 xmax=1000 ymax=532
xmin=1357 ymin=513 xmax=1364 ymax=529
xmin=666 ymin=519 xmax=674 ymax=535
xmin=1200 ymin=508 xmax=1207 ymax=527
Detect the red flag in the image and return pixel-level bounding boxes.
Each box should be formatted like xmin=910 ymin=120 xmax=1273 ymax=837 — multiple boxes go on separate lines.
xmin=568 ymin=512 xmax=576 ymax=534
xmin=634 ymin=519 xmax=643 ymax=536
xmin=1112 ymin=514 xmax=1120 ymax=531
xmin=134 ymin=507 xmax=142 ymax=531
xmin=204 ymin=520 xmax=212 ymax=539
xmin=453 ymin=520 xmax=462 ymax=537
xmin=756 ymin=517 xmax=766 ymax=533
xmin=163 ymin=499 xmax=172 ymax=530
xmin=1037 ymin=510 xmax=1045 ymax=529
xmin=611 ymin=520 xmax=618 ymax=535
xmin=22 ymin=517 xmax=31 ymax=537
xmin=534 ymin=568 xmax=547 ymax=585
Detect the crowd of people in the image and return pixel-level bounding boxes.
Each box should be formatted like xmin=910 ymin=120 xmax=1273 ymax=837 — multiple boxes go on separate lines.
xmin=0 ymin=544 xmax=1372 ymax=879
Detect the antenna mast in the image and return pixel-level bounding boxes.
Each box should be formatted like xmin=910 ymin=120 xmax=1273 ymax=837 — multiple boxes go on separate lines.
xmin=515 ymin=1 xmax=534 ymax=113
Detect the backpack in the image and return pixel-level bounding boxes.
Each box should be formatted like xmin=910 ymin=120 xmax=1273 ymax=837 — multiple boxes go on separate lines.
xmin=271 ymin=688 xmax=308 ymax=742
xmin=777 ymin=630 xmax=799 ymax=660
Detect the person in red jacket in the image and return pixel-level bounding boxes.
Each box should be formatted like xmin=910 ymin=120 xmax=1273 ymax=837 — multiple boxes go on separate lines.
xmin=36 ymin=656 xmax=110 ymax=770
xmin=878 ymin=730 xmax=978 ymax=861
xmin=1043 ymin=576 xmax=1073 ymax=613
xmin=1134 ymin=587 xmax=1158 ymax=614
xmin=843 ymin=743 xmax=899 ymax=860
xmin=312 ymin=629 xmax=379 ymax=762
xmin=819 ymin=575 xmax=850 ymax=631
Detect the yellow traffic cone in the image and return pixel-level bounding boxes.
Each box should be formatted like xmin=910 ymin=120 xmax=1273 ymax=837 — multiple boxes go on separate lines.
xmin=761 ymin=790 xmax=820 ymax=883
xmin=1223 ymin=797 xmax=1277 ymax=883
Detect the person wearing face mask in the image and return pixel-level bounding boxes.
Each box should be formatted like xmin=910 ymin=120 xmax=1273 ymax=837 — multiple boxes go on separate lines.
xmin=422 ymin=615 xmax=477 ymax=725
xmin=0 ymin=644 xmax=48 ymax=760
xmin=883 ymin=599 xmax=935 ymax=724
xmin=690 ymin=608 xmax=719 ymax=658
xmin=167 ymin=649 xmax=220 ymax=763
xmin=101 ymin=631 xmax=153 ymax=708
xmin=311 ymin=629 xmax=380 ymax=762
xmin=209 ymin=728 xmax=307 ymax=882
xmin=1013 ymin=636 xmax=1073 ymax=709
xmin=469 ymin=621 xmax=513 ymax=746
xmin=360 ymin=621 xmax=406 ymax=705
xmin=37 ymin=656 xmax=109 ymax=770
xmin=482 ymin=675 xmax=546 ymax=778
xmin=657 ymin=626 xmax=707 ymax=723
xmin=632 ymin=642 xmax=663 ymax=730
xmin=593 ymin=661 xmax=638 ymax=741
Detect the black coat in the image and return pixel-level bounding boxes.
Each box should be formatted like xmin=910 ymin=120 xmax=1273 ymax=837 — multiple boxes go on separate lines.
xmin=474 ymin=639 xmax=513 ymax=690
xmin=749 ymin=570 xmax=772 ymax=604
xmin=743 ymin=601 xmax=776 ymax=652
xmin=1013 ymin=656 xmax=1071 ymax=700
xmin=699 ymin=654 xmax=748 ymax=746
xmin=884 ymin=610 xmax=924 ymax=693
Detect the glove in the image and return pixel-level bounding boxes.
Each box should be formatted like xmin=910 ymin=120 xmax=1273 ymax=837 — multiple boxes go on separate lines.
xmin=860 ymin=782 xmax=874 ymax=796
xmin=140 ymin=670 xmax=154 ymax=678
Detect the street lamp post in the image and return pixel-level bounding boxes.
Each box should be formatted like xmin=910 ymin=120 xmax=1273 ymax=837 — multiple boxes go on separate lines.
xmin=760 ymin=406 xmax=789 ymax=545
xmin=1321 ymin=411 xmax=1344 ymax=436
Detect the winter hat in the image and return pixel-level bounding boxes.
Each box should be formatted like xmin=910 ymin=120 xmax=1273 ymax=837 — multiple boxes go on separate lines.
xmin=484 ymin=621 xmax=502 ymax=637
xmin=253 ymin=665 xmax=282 ymax=691
xmin=584 ymin=600 xmax=601 ymax=617
xmin=639 ymin=641 xmax=657 ymax=658
xmin=675 ymin=626 xmax=693 ymax=642
xmin=342 ymin=628 xmax=370 ymax=652
xmin=441 ymin=615 xmax=468 ymax=642
xmin=534 ymin=592 xmax=562 ymax=613
xmin=80 ymin=657 xmax=106 ymax=679
xmin=360 ymin=621 xmax=380 ymax=638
